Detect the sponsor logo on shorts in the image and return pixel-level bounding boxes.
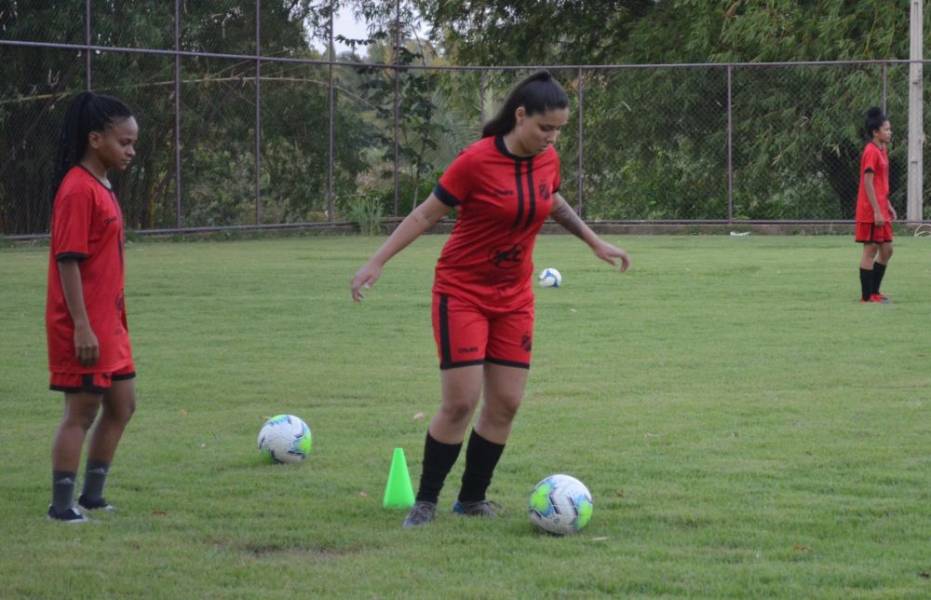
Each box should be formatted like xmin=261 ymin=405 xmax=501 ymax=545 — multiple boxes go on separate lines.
xmin=521 ymin=334 xmax=532 ymax=352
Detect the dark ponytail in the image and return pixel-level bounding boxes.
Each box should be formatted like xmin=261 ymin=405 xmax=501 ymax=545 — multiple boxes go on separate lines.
xmin=53 ymin=91 xmax=133 ymax=195
xmin=864 ymin=106 xmax=887 ymax=140
xmin=481 ymin=70 xmax=569 ymax=138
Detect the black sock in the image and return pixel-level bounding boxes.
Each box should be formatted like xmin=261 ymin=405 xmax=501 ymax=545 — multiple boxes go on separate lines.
xmin=458 ymin=429 xmax=506 ymax=503
xmin=415 ymin=433 xmax=462 ymax=504
xmin=859 ymin=268 xmax=873 ymax=301
xmin=872 ymin=262 xmax=887 ymax=295
xmin=81 ymin=460 xmax=110 ymax=502
xmin=52 ymin=471 xmax=76 ymax=513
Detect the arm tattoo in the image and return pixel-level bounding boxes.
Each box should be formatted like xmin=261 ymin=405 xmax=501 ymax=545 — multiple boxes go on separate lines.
xmin=551 ymin=200 xmax=588 ymax=240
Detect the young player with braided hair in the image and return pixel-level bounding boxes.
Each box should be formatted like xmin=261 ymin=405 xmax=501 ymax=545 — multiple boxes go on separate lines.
xmin=46 ymin=91 xmax=139 ymax=522
xmin=855 ymin=107 xmax=896 ymax=303
xmin=351 ymin=71 xmax=630 ymax=527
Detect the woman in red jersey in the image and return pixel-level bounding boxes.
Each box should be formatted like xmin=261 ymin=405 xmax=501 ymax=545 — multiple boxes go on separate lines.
xmin=855 ymin=107 xmax=896 ymax=303
xmin=351 ymin=71 xmax=630 ymax=527
xmin=45 ymin=92 xmax=139 ymax=522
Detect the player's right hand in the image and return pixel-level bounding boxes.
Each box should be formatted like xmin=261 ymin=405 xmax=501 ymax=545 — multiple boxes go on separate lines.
xmin=351 ymin=262 xmax=383 ymax=302
xmin=874 ymin=215 xmax=885 ymax=227
xmin=74 ymin=324 xmax=99 ymax=366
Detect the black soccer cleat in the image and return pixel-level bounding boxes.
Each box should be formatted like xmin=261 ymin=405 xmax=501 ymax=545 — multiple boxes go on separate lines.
xmin=47 ymin=504 xmax=89 ymax=523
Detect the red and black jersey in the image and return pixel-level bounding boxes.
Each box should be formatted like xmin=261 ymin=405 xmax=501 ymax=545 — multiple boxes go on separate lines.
xmin=46 ymin=166 xmax=133 ymax=374
xmin=855 ymin=142 xmax=890 ymax=222
xmin=432 ymin=136 xmax=561 ymax=310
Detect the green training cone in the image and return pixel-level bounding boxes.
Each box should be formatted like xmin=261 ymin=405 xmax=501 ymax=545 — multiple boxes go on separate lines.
xmin=383 ymin=447 xmax=415 ymax=509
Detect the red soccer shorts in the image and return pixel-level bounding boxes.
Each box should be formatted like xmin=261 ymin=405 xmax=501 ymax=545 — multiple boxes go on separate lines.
xmin=855 ymin=222 xmax=894 ymax=244
xmin=432 ymin=293 xmax=534 ymax=370
xmin=50 ymin=362 xmax=136 ymax=394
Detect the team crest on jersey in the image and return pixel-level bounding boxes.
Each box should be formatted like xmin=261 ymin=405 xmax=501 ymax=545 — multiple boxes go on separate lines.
xmin=489 ymin=243 xmax=525 ymax=269
xmin=538 ymin=183 xmax=551 ymax=201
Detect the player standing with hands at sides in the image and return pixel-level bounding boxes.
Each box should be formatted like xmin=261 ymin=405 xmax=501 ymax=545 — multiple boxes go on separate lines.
xmin=45 ymin=92 xmax=139 ymax=522
xmin=855 ymin=107 xmax=896 ymax=303
xmin=351 ymin=71 xmax=631 ymax=527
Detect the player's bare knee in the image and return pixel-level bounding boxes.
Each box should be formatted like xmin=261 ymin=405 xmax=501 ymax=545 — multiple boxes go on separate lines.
xmin=65 ymin=407 xmax=98 ymax=431
xmin=485 ymin=395 xmax=521 ymax=425
xmin=106 ymin=400 xmax=135 ymax=425
xmin=438 ymin=398 xmax=475 ymax=425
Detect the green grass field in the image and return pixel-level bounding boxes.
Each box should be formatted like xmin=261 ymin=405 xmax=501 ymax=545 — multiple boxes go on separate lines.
xmin=1 ymin=234 xmax=929 ymax=599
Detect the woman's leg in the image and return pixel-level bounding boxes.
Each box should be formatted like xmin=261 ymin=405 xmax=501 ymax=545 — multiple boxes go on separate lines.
xmin=476 ymin=363 xmax=529 ymax=444
xmin=455 ymin=363 xmax=529 ymax=508
xmin=859 ymin=243 xmax=878 ymax=300
xmin=51 ymin=393 xmax=100 ymax=513
xmin=404 ymin=366 xmax=483 ymax=527
xmin=82 ymin=378 xmax=136 ymax=505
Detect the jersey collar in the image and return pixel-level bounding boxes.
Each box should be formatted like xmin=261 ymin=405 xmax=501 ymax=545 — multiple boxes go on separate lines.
xmin=494 ymin=135 xmax=535 ymax=162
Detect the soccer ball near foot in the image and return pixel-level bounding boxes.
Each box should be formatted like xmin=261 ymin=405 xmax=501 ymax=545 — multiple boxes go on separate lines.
xmin=528 ymin=474 xmax=593 ymax=535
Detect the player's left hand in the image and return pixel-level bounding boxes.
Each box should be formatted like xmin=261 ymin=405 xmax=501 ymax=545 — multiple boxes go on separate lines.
xmin=592 ymin=240 xmax=630 ymax=272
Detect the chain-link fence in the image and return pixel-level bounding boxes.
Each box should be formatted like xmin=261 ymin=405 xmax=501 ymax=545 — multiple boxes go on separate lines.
xmin=2 ymin=1 xmax=929 ymax=236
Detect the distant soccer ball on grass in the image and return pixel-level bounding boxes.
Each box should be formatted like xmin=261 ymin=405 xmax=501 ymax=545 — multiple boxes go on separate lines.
xmin=538 ymin=267 xmax=562 ymax=288
xmin=528 ymin=474 xmax=593 ymax=535
xmin=257 ymin=414 xmax=312 ymax=464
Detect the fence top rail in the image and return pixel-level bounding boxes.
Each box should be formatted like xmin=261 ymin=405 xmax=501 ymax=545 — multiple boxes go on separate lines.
xmin=0 ymin=39 xmax=926 ymax=71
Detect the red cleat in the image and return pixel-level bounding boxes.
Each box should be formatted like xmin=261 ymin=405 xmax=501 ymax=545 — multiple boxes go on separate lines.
xmin=861 ymin=294 xmax=890 ymax=304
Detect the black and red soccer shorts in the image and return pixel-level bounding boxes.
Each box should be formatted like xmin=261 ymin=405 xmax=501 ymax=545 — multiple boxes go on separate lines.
xmin=432 ymin=292 xmax=534 ymax=370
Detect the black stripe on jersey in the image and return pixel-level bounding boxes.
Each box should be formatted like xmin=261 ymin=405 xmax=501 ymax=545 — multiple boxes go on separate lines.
xmin=512 ymin=161 xmax=524 ymax=229
xmin=524 ymin=159 xmax=536 ymax=228
xmin=439 ymin=294 xmax=452 ymax=366
xmin=434 ymin=184 xmax=461 ymax=207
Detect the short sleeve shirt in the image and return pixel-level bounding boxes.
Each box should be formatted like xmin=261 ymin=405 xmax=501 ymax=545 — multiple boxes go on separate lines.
xmin=432 ymin=136 xmax=561 ymax=309
xmin=855 ymin=142 xmax=890 ymax=222
xmin=46 ymin=166 xmax=133 ymax=373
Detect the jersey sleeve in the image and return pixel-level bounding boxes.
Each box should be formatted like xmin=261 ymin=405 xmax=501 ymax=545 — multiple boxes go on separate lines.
xmin=434 ymin=150 xmax=474 ymax=207
xmin=51 ymin=185 xmax=94 ymax=261
xmin=862 ymin=145 xmax=880 ymax=175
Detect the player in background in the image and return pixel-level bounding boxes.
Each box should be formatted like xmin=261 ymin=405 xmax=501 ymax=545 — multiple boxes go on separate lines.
xmin=351 ymin=71 xmax=630 ymax=527
xmin=855 ymin=107 xmax=895 ymax=303
xmin=46 ymin=92 xmax=139 ymax=522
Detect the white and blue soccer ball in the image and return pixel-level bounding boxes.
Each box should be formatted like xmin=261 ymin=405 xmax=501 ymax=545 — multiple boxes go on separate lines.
xmin=257 ymin=414 xmax=312 ymax=464
xmin=538 ymin=267 xmax=562 ymax=288
xmin=528 ymin=474 xmax=593 ymax=535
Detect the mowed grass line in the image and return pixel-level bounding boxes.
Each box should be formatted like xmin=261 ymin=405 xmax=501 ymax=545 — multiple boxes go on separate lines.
xmin=0 ymin=234 xmax=929 ymax=599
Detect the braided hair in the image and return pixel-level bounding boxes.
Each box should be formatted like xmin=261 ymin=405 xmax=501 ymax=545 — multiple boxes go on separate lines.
xmin=53 ymin=91 xmax=133 ymax=197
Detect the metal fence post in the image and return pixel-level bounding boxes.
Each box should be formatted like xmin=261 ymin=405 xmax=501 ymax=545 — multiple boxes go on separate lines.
xmin=479 ymin=70 xmax=486 ymax=124
xmin=881 ymin=62 xmax=888 ymax=115
xmin=174 ymin=0 xmax=182 ymax=227
xmin=726 ymin=64 xmax=734 ymax=223
xmin=576 ymin=67 xmax=584 ymax=216
xmin=84 ymin=0 xmax=91 ymax=89
xmin=254 ymin=0 xmax=263 ymax=225
xmin=393 ymin=0 xmax=401 ymax=217
xmin=327 ymin=1 xmax=335 ymax=222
